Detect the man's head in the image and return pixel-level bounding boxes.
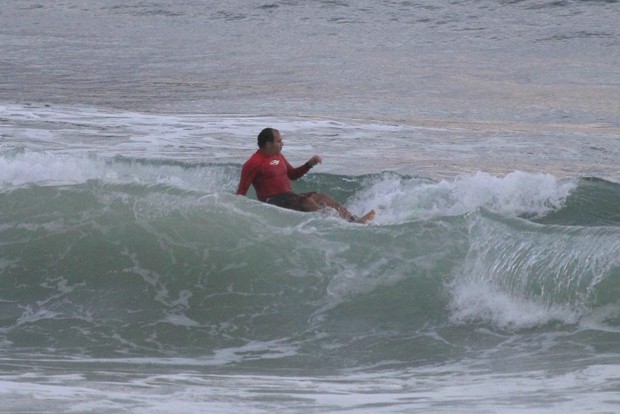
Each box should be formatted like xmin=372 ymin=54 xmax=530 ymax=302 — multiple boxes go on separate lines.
xmin=257 ymin=128 xmax=283 ymax=155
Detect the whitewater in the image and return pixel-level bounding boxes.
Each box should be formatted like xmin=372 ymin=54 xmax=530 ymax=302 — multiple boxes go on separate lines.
xmin=2 ymin=1 xmax=620 ymax=413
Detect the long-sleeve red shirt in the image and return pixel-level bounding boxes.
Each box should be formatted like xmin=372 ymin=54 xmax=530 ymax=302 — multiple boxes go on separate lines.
xmin=236 ymin=151 xmax=311 ymax=202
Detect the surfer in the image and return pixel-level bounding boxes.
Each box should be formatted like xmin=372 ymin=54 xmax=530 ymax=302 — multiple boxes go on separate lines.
xmin=236 ymin=128 xmax=375 ymax=223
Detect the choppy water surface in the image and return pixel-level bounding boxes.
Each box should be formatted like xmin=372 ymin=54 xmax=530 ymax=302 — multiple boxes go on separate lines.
xmin=1 ymin=1 xmax=619 ymax=412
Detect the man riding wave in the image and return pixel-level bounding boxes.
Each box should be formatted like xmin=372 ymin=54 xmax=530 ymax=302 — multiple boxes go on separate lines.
xmin=236 ymin=128 xmax=375 ymax=223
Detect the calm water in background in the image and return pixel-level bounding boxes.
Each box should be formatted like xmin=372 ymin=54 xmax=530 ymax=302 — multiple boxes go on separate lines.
xmin=1 ymin=1 xmax=620 ymax=412
xmin=2 ymin=0 xmax=619 ymax=178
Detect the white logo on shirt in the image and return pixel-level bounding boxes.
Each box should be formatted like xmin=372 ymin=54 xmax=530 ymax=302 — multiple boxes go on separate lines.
xmin=269 ymin=160 xmax=280 ymax=166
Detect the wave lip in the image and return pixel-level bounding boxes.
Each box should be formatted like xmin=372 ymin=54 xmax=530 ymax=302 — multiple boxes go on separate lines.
xmin=450 ymin=211 xmax=620 ymax=330
xmin=0 ymin=151 xmax=239 ymax=194
xmin=0 ymin=151 xmax=107 ymax=188
xmin=349 ymin=170 xmax=577 ymax=224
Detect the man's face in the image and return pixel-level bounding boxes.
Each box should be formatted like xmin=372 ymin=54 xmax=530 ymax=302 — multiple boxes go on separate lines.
xmin=266 ymin=130 xmax=283 ymax=155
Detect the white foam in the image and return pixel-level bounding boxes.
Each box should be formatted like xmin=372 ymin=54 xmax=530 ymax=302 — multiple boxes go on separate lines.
xmin=210 ymin=340 xmax=300 ymax=365
xmin=15 ymin=305 xmax=60 ymax=326
xmin=449 ymin=171 xmax=576 ymax=217
xmin=2 ymin=363 xmax=617 ymax=414
xmin=449 ymin=278 xmax=581 ymax=329
xmin=162 ymin=313 xmax=201 ymax=328
xmin=350 ymin=171 xmax=576 ymax=224
xmin=0 ymin=152 xmax=106 ymax=187
xmin=0 ymin=150 xmax=237 ymax=193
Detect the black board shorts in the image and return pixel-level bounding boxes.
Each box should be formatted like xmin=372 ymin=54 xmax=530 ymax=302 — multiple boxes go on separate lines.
xmin=265 ymin=192 xmax=316 ymax=211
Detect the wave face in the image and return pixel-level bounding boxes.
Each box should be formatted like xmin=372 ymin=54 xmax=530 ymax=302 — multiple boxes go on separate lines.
xmin=1 ymin=152 xmax=619 ymax=371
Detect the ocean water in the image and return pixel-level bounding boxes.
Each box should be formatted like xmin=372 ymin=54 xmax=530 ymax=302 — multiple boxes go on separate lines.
xmin=1 ymin=1 xmax=620 ymax=413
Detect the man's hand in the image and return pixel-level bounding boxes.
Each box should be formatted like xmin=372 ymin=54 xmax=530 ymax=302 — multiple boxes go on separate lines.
xmin=307 ymin=155 xmax=322 ymax=167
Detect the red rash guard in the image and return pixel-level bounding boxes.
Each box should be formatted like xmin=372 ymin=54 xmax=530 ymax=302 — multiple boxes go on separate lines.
xmin=236 ymin=151 xmax=311 ymax=202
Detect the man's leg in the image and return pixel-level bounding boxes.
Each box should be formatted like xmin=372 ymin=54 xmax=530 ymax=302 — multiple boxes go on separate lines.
xmin=297 ymin=192 xmax=375 ymax=223
xmin=299 ymin=193 xmax=356 ymax=221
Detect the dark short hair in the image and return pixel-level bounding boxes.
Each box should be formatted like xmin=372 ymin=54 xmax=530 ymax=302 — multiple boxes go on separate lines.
xmin=257 ymin=128 xmax=277 ymax=148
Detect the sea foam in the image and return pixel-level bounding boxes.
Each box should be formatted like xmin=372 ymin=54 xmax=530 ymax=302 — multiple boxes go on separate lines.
xmin=349 ymin=170 xmax=577 ymax=224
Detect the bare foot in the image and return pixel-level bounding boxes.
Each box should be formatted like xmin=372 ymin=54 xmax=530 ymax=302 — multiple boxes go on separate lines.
xmin=354 ymin=209 xmax=376 ymax=224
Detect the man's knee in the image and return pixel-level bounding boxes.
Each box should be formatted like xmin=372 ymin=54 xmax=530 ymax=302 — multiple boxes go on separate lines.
xmin=300 ymin=195 xmax=322 ymax=211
